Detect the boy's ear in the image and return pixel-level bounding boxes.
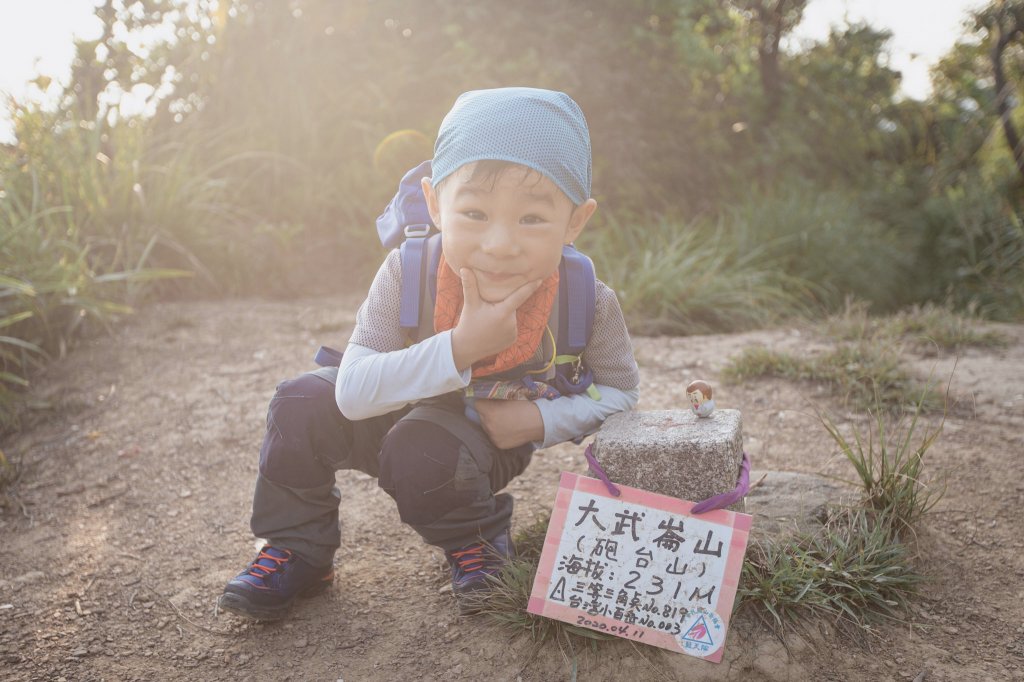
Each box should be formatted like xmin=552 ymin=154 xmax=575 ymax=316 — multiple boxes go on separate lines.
xmin=564 ymin=198 xmax=597 ymax=245
xmin=421 ymin=177 xmax=442 ymax=228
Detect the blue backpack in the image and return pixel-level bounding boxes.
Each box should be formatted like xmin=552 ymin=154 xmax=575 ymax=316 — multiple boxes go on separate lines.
xmin=316 ymin=161 xmax=599 ymax=399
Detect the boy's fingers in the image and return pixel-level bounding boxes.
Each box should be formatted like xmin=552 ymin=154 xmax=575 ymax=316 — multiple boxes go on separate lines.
xmin=459 ymin=268 xmax=480 ymax=306
xmin=498 ymin=279 xmax=543 ymax=313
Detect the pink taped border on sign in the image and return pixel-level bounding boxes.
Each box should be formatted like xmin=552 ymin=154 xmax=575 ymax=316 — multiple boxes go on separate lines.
xmin=527 ymin=472 xmax=752 ymax=662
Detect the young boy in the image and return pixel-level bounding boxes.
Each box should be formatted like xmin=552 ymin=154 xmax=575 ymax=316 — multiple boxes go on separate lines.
xmin=219 ymin=87 xmax=640 ymax=620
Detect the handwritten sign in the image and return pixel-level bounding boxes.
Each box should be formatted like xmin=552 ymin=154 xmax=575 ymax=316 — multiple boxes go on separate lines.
xmin=527 ymin=472 xmax=751 ymax=662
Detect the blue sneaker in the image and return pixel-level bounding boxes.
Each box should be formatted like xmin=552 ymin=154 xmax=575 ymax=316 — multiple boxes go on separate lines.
xmin=444 ymin=531 xmax=512 ymax=613
xmin=218 ymin=545 xmax=333 ymax=621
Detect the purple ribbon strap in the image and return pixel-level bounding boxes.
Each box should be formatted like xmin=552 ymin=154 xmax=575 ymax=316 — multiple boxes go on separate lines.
xmin=584 ymin=443 xmax=621 ymax=497
xmin=690 ymin=451 xmax=751 ymax=514
xmin=584 ymin=443 xmax=751 ymax=513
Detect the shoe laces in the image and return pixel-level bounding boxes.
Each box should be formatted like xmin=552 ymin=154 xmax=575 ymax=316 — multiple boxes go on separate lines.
xmin=449 ymin=542 xmax=487 ymax=573
xmin=247 ymin=546 xmax=292 ymax=581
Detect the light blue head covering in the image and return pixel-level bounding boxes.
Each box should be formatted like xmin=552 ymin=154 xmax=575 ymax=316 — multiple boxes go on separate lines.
xmin=431 ymin=87 xmax=592 ymax=205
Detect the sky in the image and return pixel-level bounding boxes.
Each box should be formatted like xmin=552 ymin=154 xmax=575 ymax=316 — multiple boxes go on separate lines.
xmin=0 ymin=0 xmax=989 ymax=144
xmin=0 ymin=1 xmax=103 ymax=143
xmin=789 ymin=0 xmax=987 ymax=98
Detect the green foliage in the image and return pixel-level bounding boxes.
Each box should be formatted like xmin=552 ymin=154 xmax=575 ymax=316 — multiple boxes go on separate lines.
xmin=879 ymin=178 xmax=1024 ymax=322
xmin=784 ymin=24 xmax=903 ymax=180
xmin=6 ymin=0 xmax=1023 ymax=308
xmin=720 ymin=183 xmax=910 ymax=311
xmin=941 ymin=197 xmax=1024 ymax=321
xmin=0 ymin=107 xmax=192 ymax=429
xmin=583 ymin=178 xmax=935 ymax=332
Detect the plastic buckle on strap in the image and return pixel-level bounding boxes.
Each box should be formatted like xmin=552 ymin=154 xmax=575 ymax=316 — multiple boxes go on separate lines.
xmin=404 ymin=223 xmax=433 ymax=239
xmin=313 ymin=345 xmax=344 ymax=367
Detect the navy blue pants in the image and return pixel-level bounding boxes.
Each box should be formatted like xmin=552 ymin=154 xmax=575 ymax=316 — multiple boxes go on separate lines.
xmin=249 ymin=369 xmax=534 ymax=567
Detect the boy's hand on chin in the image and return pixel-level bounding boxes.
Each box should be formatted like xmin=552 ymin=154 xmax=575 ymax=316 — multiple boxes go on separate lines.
xmin=474 ymin=399 xmax=544 ymax=449
xmin=450 ymin=268 xmax=541 ymax=372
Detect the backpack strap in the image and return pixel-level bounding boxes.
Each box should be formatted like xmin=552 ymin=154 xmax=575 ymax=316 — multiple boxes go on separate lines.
xmin=553 ymin=245 xmax=601 ymax=399
xmin=417 ymin=233 xmax=443 ymax=342
xmin=400 ymin=231 xmax=442 ymax=343
xmin=557 ymin=244 xmax=596 ymax=356
xmin=398 ymin=224 xmax=437 ymax=337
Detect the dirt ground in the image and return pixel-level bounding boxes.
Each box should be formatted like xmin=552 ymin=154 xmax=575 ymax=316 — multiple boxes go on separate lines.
xmin=1 ymin=294 xmax=1022 ymax=681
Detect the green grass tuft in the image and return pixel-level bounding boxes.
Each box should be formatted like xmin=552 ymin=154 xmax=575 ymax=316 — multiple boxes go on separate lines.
xmin=822 ymin=299 xmax=1008 ymax=352
xmin=820 ymin=401 xmax=945 ymax=537
xmin=722 ymin=342 xmax=943 ymax=412
xmin=0 ymin=447 xmax=17 ymax=492
xmin=740 ymin=399 xmax=943 ymax=631
xmin=581 ymin=213 xmax=808 ymax=336
xmin=719 ymin=346 xmax=806 ymax=381
xmin=738 ymin=507 xmax=924 ymax=632
xmin=464 ymin=514 xmax=616 ymax=649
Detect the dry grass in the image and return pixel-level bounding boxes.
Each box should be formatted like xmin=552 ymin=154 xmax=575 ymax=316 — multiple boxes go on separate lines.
xmin=722 ymin=342 xmax=943 ymax=412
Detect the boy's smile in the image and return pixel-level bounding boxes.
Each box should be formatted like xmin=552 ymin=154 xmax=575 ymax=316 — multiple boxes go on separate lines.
xmin=422 ymin=163 xmax=597 ymax=303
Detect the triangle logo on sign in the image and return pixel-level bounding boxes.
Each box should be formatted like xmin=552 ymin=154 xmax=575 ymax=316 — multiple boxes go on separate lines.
xmin=682 ymin=615 xmax=715 ymax=646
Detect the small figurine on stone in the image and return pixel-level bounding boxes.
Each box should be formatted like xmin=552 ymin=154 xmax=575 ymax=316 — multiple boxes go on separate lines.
xmin=686 ymin=380 xmax=715 ymax=418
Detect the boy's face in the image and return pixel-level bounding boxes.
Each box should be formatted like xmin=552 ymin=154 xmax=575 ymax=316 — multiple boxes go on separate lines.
xmin=422 ymin=163 xmax=597 ymax=303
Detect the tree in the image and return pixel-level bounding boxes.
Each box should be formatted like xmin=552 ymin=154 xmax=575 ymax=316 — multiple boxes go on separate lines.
xmin=733 ymin=0 xmax=809 ymax=124
xmin=975 ymin=0 xmax=1024 ymax=182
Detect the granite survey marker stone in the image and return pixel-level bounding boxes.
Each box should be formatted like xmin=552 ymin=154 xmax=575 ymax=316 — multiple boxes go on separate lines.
xmin=592 ymin=409 xmax=743 ymax=503
xmin=745 ymin=470 xmax=851 ymax=538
